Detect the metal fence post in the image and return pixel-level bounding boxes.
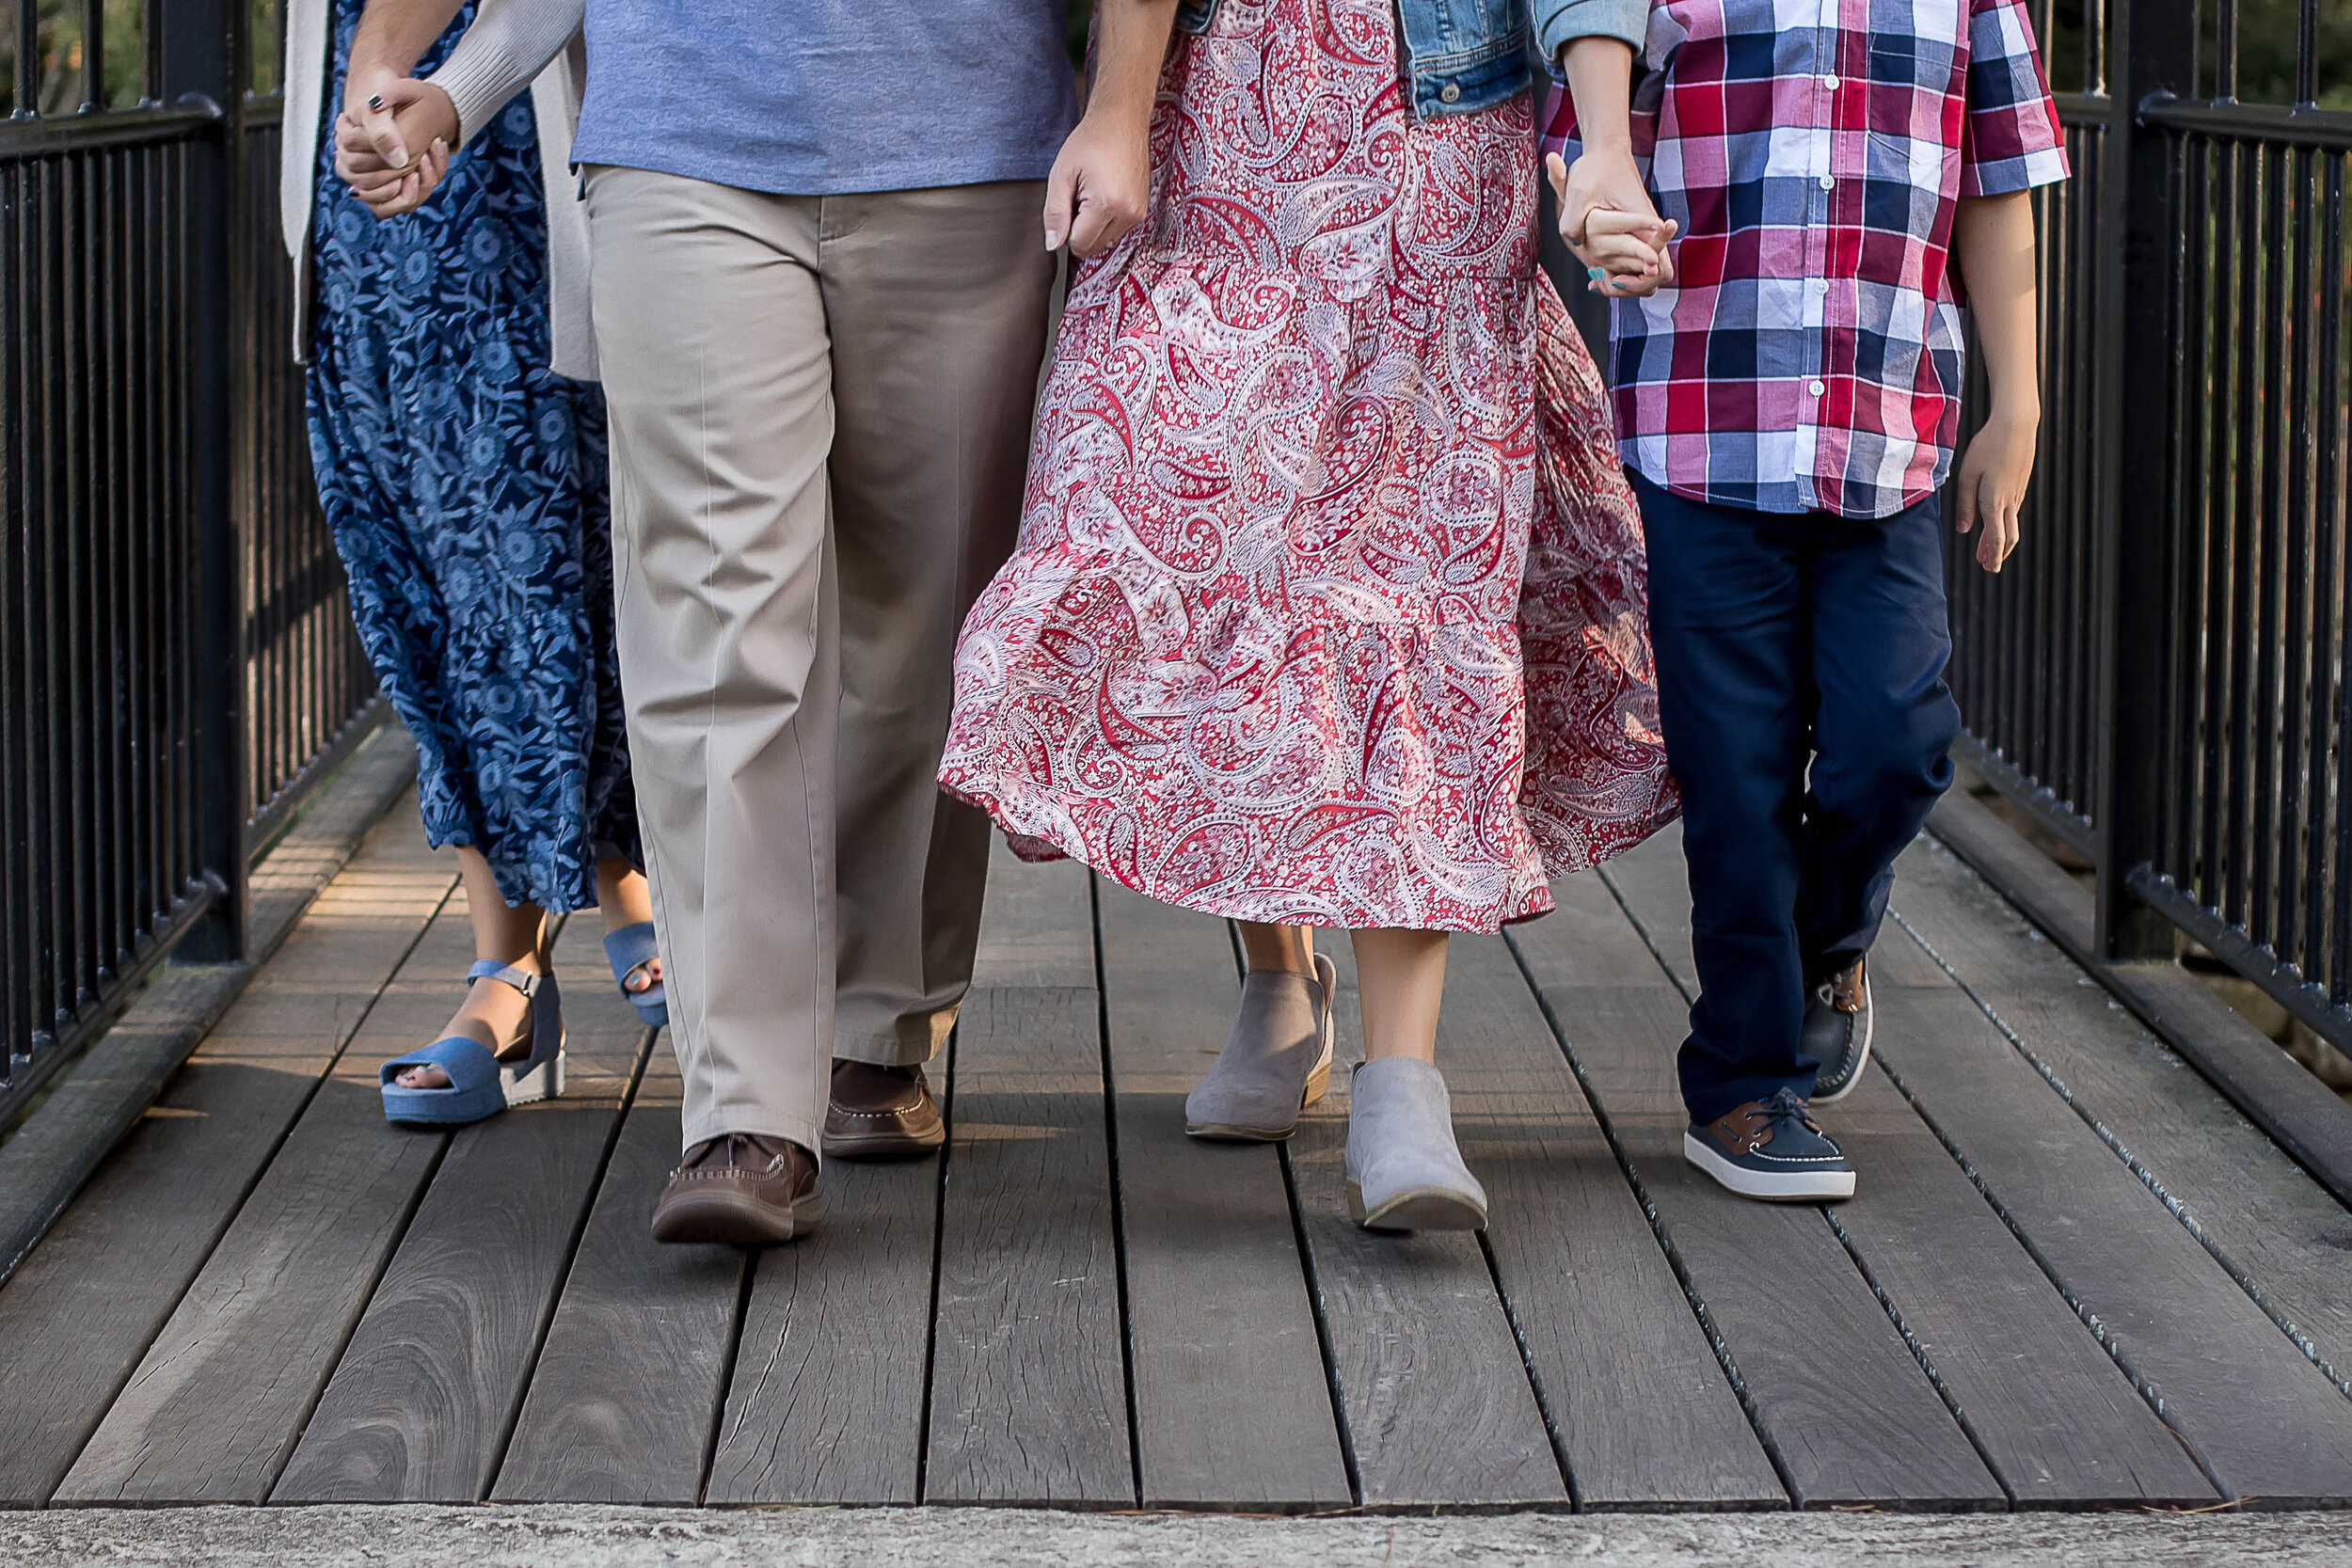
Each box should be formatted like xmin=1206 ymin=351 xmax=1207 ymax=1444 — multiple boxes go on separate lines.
xmin=2093 ymin=0 xmax=2197 ymax=962
xmin=158 ymin=0 xmax=250 ymax=963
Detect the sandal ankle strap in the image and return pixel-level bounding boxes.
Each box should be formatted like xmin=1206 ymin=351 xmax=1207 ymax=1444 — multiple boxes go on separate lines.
xmin=467 ymin=958 xmax=542 ymax=999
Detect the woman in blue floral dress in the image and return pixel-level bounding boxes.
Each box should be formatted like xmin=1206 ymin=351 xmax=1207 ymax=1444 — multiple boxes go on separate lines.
xmin=294 ymin=0 xmax=660 ymax=1112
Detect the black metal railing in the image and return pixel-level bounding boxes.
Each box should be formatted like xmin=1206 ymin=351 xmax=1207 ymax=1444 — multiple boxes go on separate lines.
xmin=1944 ymin=100 xmax=2112 ymax=855
xmin=1 ymin=0 xmax=376 ymax=1130
xmin=1949 ymin=0 xmax=2352 ymax=1052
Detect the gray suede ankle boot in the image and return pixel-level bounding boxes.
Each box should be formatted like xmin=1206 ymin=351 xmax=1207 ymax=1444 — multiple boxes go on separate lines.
xmin=1344 ymin=1057 xmax=1487 ymax=1232
xmin=1184 ymin=954 xmax=1338 ymax=1141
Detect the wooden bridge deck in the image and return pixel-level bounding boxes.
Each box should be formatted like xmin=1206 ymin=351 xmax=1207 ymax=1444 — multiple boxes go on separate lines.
xmin=4 ymin=795 xmax=2350 ymax=1513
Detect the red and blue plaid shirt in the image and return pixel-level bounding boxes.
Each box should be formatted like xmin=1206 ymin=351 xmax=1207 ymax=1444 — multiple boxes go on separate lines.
xmin=1540 ymin=0 xmax=2069 ymax=518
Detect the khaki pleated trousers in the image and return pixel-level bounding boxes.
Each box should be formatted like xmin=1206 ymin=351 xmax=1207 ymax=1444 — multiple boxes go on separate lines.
xmin=585 ymin=167 xmax=1053 ymax=1154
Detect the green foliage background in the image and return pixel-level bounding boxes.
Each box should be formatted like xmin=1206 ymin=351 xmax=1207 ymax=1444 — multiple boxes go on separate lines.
xmin=0 ymin=0 xmax=2335 ymax=123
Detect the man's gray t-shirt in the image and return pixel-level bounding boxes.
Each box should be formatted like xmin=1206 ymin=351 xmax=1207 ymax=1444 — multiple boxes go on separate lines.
xmin=570 ymin=1 xmax=1078 ymax=196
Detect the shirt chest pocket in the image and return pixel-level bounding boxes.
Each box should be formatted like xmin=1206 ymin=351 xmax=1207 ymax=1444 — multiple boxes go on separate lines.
xmin=1863 ymin=0 xmax=1966 ymax=139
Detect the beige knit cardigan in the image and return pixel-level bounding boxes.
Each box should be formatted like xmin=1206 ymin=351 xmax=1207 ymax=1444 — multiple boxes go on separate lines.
xmin=279 ymin=0 xmax=596 ymax=378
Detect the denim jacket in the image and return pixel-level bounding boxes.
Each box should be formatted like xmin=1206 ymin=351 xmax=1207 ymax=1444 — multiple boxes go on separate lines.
xmin=1176 ymin=0 xmax=1649 ymax=117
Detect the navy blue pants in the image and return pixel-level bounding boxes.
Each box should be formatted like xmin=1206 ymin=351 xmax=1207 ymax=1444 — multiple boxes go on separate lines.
xmin=1633 ymin=473 xmax=1962 ymax=1124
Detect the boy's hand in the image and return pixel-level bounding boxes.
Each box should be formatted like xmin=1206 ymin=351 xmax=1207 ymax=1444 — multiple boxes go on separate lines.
xmin=1549 ymin=150 xmax=1676 ymax=296
xmin=1953 ymin=408 xmax=2034 ymax=573
xmin=336 ymin=78 xmax=457 ymax=219
xmin=1043 ymin=110 xmax=1151 ymax=258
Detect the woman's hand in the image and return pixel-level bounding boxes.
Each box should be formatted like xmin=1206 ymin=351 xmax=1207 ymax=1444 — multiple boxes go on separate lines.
xmin=1043 ymin=109 xmax=1152 ymax=258
xmin=1045 ymin=0 xmax=1180 ymax=258
xmin=1549 ymin=150 xmax=1676 ymax=296
xmin=336 ymin=77 xmax=459 ymax=220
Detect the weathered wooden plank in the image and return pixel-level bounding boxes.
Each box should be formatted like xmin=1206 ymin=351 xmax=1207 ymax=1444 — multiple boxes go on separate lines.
xmin=1893 ymin=831 xmax=2352 ymax=1399
xmin=0 ymin=724 xmax=418 ymax=1290
xmin=1528 ymin=865 xmax=2001 ymax=1508
xmin=1867 ymin=982 xmax=2352 ymax=1505
xmin=1927 ymin=789 xmax=2352 ymax=1209
xmin=1594 ymin=824 xmax=2214 ymax=1503
xmin=923 ymin=852 xmax=1130 ymax=1507
xmin=1447 ymin=929 xmax=1784 ymax=1510
xmin=969 ymin=838 xmax=1096 ymax=991
xmin=702 ymin=1148 xmax=940 ymax=1505
xmin=56 ymin=892 xmax=484 ymax=1503
xmin=1290 ymin=936 xmax=1568 ymax=1510
xmin=1094 ymin=885 xmax=1351 ymax=1513
xmin=1820 ymin=1050 xmax=2215 ymax=1503
xmin=271 ymin=916 xmax=650 ymax=1503
xmin=0 ymin=808 xmax=453 ymax=1506
xmin=491 ymin=1046 xmax=748 ymax=1505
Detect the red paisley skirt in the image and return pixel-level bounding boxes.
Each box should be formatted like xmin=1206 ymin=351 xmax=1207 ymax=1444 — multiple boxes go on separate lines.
xmin=939 ymin=0 xmax=1678 ymax=932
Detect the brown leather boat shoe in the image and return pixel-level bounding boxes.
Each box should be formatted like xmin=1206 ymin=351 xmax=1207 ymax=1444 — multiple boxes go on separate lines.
xmin=650 ymin=1132 xmax=821 ymax=1246
xmin=822 ymin=1059 xmax=946 ymax=1159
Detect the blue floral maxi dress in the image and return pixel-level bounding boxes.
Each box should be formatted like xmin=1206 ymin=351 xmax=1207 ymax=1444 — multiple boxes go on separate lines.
xmin=307 ymin=0 xmax=635 ymax=912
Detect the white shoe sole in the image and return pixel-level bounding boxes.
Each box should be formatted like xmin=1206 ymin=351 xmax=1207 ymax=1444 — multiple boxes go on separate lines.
xmin=1683 ymin=1131 xmax=1855 ymax=1201
xmin=1346 ymin=1178 xmax=1488 ymax=1232
xmin=1807 ymin=975 xmax=1874 ymax=1104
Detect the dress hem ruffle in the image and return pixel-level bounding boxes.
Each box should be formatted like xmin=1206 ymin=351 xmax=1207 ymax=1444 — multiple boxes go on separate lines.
xmin=941 ymin=768 xmax=1563 ymax=935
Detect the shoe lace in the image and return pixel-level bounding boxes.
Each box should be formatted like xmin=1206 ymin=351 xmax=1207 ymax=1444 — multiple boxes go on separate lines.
xmin=691 ymin=1132 xmax=787 ymax=1171
xmin=1756 ymin=1086 xmax=1819 ymax=1135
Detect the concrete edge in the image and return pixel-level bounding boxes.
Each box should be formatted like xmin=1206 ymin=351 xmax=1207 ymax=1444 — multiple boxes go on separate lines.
xmin=8 ymin=1502 xmax=2352 ymax=1568
xmin=0 ymin=723 xmax=420 ymax=1286
xmin=1925 ymin=788 xmax=2352 ymax=1212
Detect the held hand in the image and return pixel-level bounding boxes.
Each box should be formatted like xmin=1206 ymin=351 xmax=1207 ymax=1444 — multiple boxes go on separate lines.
xmin=1953 ymin=406 xmax=2037 ymax=573
xmin=1549 ymin=150 xmax=1676 ymax=296
xmin=1043 ymin=110 xmax=1152 ymax=259
xmin=335 ymin=78 xmax=458 ymax=219
xmin=1581 ymin=209 xmax=1678 ymax=297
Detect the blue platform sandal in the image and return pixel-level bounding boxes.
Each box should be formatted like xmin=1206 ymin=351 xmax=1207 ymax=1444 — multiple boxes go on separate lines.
xmin=379 ymin=960 xmax=567 ymax=1126
xmin=603 ymin=922 xmax=668 ymax=1027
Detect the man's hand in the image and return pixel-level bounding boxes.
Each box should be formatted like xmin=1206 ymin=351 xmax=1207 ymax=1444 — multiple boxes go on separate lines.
xmin=336 ymin=77 xmax=458 ymax=220
xmin=1953 ymin=408 xmax=2033 ymax=573
xmin=1042 ymin=109 xmax=1152 ymax=258
xmin=1549 ymin=149 xmax=1675 ymax=296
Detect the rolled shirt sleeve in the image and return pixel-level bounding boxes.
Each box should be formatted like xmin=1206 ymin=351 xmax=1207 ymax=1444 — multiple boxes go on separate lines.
xmin=1534 ymin=0 xmax=1652 ymax=76
xmin=1958 ymin=0 xmax=2070 ymax=196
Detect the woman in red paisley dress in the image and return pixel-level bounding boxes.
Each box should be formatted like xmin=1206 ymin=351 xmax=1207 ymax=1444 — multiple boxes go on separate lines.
xmin=941 ymin=0 xmax=1678 ymax=1230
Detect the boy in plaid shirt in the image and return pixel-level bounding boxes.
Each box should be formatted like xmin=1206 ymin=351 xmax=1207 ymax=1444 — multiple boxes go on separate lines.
xmin=1540 ymin=0 xmax=2068 ymax=1199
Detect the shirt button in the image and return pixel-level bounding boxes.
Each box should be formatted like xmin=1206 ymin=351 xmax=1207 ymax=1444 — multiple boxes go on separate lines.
xmin=1822 ymin=74 xmax=1840 ymax=89
xmin=1819 ymin=175 xmax=1836 ymax=190
xmin=1809 ymin=379 xmax=1827 ymax=396
xmin=1438 ymin=83 xmax=1461 ymax=103
xmin=1813 ymin=277 xmax=1829 ymax=293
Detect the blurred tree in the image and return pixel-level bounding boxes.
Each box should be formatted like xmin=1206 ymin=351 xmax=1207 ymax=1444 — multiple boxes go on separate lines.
xmin=3 ymin=0 xmax=148 ymax=115
xmin=2233 ymin=0 xmax=2351 ymax=108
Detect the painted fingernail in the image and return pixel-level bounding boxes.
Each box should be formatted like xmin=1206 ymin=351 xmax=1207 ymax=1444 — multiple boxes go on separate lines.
xmin=1586 ymin=266 xmax=1606 ymax=281
xmin=368 ymin=94 xmax=384 ymax=111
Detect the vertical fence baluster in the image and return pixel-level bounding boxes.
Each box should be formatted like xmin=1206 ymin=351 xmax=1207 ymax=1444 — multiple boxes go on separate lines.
xmin=2327 ymin=154 xmax=2351 ymax=1006
xmin=159 ymin=0 xmax=247 ymax=961
xmin=2098 ymin=0 xmax=2194 ymax=958
xmin=2248 ymin=142 xmax=2285 ymax=954
xmin=2276 ymin=146 xmax=2314 ymax=976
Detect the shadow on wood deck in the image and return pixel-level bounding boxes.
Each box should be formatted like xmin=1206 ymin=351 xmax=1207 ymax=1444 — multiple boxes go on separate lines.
xmin=2 ymin=796 xmax=2349 ymax=1513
